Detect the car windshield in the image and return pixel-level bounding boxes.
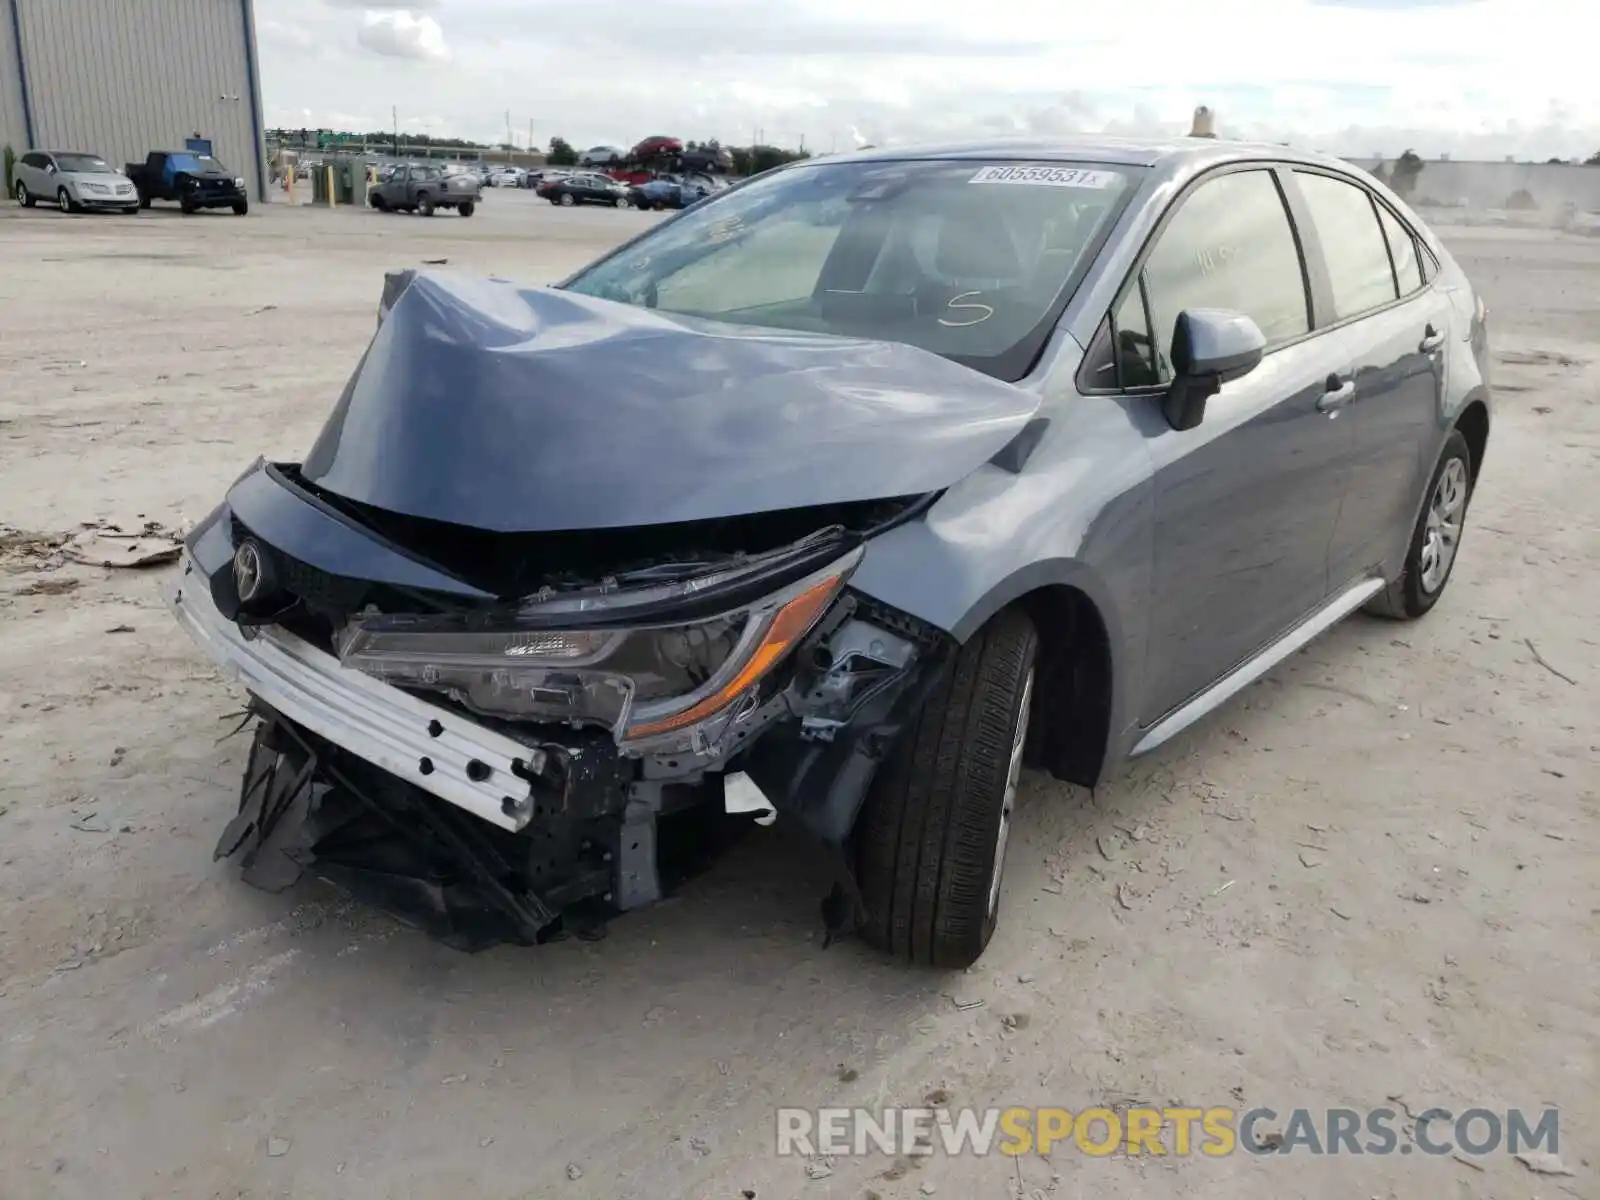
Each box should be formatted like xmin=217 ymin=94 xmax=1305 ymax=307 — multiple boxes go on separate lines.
xmin=198 ymin=155 xmax=228 ymax=172
xmin=564 ymin=158 xmax=1140 ymax=381
xmin=56 ymin=153 xmax=111 ymax=173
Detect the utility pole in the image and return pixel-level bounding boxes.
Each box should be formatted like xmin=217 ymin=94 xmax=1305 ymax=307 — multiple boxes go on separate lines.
xmin=505 ymin=109 xmax=512 ymax=161
xmin=528 ymin=117 xmax=533 ymax=157
xmin=392 ymin=105 xmax=399 ymax=157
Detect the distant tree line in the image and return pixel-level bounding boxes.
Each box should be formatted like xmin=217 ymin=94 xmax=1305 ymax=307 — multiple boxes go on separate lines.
xmin=547 ymin=135 xmax=809 ymax=176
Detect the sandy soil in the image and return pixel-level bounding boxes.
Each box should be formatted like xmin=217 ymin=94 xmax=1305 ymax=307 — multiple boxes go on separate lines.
xmin=0 ymin=193 xmax=1595 ymax=1200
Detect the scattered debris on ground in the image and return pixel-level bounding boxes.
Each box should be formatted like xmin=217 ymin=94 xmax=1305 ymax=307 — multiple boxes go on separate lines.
xmin=61 ymin=519 xmax=183 ymax=569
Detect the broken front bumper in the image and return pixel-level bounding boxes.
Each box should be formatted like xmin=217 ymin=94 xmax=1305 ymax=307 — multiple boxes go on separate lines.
xmin=166 ymin=554 xmax=543 ymax=833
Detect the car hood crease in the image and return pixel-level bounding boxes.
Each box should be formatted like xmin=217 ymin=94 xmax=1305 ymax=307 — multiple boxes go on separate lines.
xmin=300 ymin=272 xmax=1043 ymax=533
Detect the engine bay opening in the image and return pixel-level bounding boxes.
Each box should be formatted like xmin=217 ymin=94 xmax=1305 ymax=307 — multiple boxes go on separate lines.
xmin=282 ymin=463 xmax=927 ymax=599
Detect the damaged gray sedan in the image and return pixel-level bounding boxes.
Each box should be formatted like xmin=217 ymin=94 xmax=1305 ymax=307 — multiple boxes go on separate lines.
xmin=170 ymin=137 xmax=1490 ymax=966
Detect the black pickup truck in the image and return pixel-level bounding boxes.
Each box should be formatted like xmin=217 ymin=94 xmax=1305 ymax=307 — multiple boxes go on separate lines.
xmin=124 ymin=151 xmax=249 ymax=214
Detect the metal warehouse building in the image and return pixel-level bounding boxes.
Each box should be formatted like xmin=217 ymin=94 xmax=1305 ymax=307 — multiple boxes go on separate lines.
xmin=1 ymin=0 xmax=266 ymax=200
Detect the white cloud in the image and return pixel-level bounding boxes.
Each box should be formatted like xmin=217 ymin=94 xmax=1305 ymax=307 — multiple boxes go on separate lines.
xmin=355 ymin=11 xmax=449 ymax=62
xmin=254 ymin=0 xmax=1600 ymax=159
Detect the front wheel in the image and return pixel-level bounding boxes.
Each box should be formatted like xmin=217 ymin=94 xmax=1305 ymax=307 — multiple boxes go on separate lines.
xmin=1366 ymin=429 xmax=1475 ymax=619
xmin=232 ymin=199 xmax=248 ymax=216
xmin=57 ymin=187 xmax=76 ymax=214
xmin=417 ymin=195 xmax=435 ymax=216
xmin=457 ymin=201 xmax=475 ymax=217
xmin=854 ymin=607 xmax=1039 ymax=968
xmin=559 ymin=192 xmax=575 ymax=206
xmin=15 ymin=181 xmax=32 ymax=207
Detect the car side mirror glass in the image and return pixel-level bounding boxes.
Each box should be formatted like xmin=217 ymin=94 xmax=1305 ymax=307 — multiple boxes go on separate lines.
xmin=1162 ymin=308 xmax=1266 ymax=431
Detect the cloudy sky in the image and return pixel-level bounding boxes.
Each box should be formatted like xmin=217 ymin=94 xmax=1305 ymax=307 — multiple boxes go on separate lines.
xmin=256 ymin=0 xmax=1600 ymax=160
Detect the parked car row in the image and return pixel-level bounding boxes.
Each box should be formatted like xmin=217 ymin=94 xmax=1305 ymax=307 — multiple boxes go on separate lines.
xmin=535 ymin=169 xmax=726 ymax=212
xmin=12 ymin=148 xmax=248 ymax=215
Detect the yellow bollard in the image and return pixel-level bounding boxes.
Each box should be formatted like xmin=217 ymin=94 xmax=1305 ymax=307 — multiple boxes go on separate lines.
xmin=326 ymin=165 xmax=337 ymax=207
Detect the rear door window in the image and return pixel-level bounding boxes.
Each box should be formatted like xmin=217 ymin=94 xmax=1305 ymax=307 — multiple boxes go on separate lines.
xmin=1140 ymin=168 xmax=1311 ymax=374
xmin=1376 ymin=204 xmax=1426 ymax=296
xmin=1294 ymin=171 xmax=1400 ymax=320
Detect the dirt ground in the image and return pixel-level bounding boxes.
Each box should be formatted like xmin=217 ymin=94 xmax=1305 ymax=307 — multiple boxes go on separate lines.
xmin=0 ymin=192 xmax=1595 ymax=1200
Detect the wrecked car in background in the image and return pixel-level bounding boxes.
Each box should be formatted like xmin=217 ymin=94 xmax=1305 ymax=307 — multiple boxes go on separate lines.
xmin=170 ymin=139 xmax=1490 ymax=967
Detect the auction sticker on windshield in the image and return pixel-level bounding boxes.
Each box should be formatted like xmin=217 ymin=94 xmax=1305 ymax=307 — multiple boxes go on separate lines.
xmin=969 ymin=165 xmax=1116 ymax=188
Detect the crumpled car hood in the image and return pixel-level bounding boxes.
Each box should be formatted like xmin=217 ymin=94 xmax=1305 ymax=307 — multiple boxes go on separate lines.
xmin=300 ymin=271 xmax=1042 ymax=533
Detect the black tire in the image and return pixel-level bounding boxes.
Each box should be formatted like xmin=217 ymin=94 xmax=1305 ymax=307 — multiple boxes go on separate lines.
xmin=417 ymin=194 xmax=435 ymax=216
xmin=855 ymin=607 xmax=1039 ymax=968
xmin=57 ymin=187 xmax=77 ymax=214
xmin=458 ymin=201 xmax=475 ymax=217
xmin=15 ymin=181 xmax=32 ymax=207
xmin=180 ymin=197 xmax=197 ymax=215
xmin=559 ymin=192 xmax=575 ymax=207
xmin=1365 ymin=429 xmax=1475 ymax=620
xmin=232 ymin=200 xmax=248 ymax=216
xmin=139 ymin=193 xmax=151 ymax=209
xmin=370 ymin=192 xmax=387 ymax=211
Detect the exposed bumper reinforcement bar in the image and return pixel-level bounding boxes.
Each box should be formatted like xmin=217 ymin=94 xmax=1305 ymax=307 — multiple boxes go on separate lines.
xmin=166 ymin=554 xmax=539 ymax=833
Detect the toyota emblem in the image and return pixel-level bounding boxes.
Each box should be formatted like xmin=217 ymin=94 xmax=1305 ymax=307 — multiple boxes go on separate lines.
xmin=233 ymin=540 xmax=265 ymax=603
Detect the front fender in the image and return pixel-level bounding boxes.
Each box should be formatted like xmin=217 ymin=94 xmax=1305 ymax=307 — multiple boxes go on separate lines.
xmin=847 ymin=392 xmax=1157 ymax=770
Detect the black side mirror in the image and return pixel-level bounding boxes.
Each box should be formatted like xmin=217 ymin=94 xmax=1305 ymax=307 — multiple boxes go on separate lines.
xmin=1163 ymin=308 xmax=1266 ymax=431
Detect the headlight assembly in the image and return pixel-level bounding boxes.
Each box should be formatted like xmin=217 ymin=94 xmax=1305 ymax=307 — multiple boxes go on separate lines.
xmin=332 ymin=549 xmax=861 ymax=747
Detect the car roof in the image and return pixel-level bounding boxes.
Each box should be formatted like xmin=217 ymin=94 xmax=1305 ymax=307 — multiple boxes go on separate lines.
xmin=44 ymin=149 xmax=107 ymax=157
xmin=816 ymin=135 xmax=1360 ymax=175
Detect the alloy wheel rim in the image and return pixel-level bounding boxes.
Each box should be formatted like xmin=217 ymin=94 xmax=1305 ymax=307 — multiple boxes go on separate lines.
xmin=1419 ymin=457 xmax=1467 ymax=593
xmin=987 ymin=666 xmax=1035 ymax=918
xmin=58 ymin=190 xmax=69 ymax=211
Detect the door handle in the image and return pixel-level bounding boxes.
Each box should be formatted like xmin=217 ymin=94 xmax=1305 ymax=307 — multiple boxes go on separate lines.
xmin=1317 ymin=377 xmax=1356 ymax=414
xmin=1419 ymin=324 xmax=1445 ymax=353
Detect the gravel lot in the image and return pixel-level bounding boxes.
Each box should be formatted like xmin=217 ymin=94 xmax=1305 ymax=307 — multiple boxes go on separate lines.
xmin=1 ymin=191 xmax=1595 ymax=1200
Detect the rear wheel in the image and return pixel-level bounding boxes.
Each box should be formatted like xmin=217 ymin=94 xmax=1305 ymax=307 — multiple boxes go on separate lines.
xmin=370 ymin=192 xmax=387 ymax=211
xmin=1366 ymin=429 xmax=1475 ymax=619
xmin=854 ymin=607 xmax=1039 ymax=968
